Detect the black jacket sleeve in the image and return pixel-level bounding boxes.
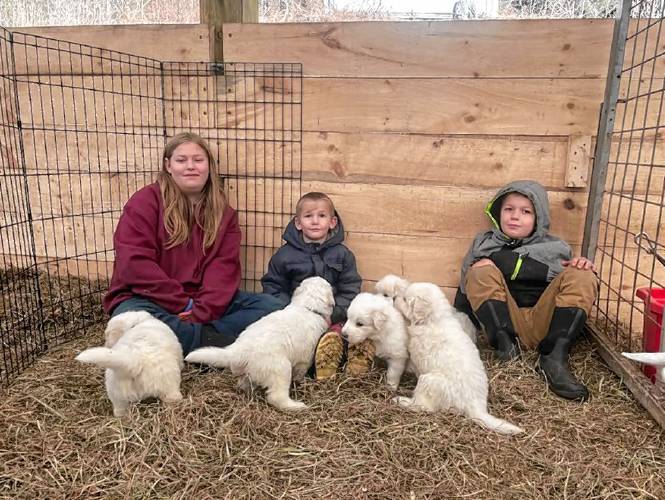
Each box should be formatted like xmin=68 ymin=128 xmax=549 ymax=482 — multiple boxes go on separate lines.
xmin=330 ymin=249 xmax=362 ymax=324
xmin=260 ymin=251 xmax=292 ymax=307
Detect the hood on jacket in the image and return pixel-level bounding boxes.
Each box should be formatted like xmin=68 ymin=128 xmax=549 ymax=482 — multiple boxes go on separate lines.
xmin=484 ymin=180 xmax=551 ymax=245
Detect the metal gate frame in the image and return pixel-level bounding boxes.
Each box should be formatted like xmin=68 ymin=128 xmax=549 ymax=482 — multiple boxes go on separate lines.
xmin=583 ymin=0 xmax=665 ymax=428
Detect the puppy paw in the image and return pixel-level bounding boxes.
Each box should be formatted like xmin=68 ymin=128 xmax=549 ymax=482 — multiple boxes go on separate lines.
xmin=162 ymin=391 xmax=183 ymax=403
xmin=391 ymin=396 xmax=413 ymax=408
xmin=273 ymin=400 xmax=308 ymax=411
xmin=112 ymin=406 xmax=130 ymax=417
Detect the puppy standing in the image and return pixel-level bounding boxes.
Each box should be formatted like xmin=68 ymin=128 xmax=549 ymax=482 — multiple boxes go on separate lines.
xmin=376 ymin=274 xmax=477 ymax=343
xmin=76 ymin=311 xmax=184 ymax=417
xmin=185 ymin=277 xmax=334 ymax=411
xmin=343 ymin=293 xmax=409 ymax=390
xmin=396 ymin=282 xmax=523 ymax=436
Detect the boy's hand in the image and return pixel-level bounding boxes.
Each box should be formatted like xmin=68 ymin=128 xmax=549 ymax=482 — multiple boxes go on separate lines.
xmin=471 ymin=258 xmax=496 ymax=268
xmin=562 ymin=257 xmax=596 ymax=272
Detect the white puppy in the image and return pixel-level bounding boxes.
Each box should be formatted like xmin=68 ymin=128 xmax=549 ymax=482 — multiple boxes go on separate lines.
xmin=76 ymin=311 xmax=184 ymax=417
xmin=375 ymin=274 xmax=410 ymax=303
xmin=185 ymin=277 xmax=334 ymax=411
xmin=395 ymin=282 xmax=523 ymax=436
xmin=343 ymin=293 xmax=409 ymax=390
xmin=622 ymin=351 xmax=665 ymax=382
xmin=376 ymin=274 xmax=478 ymax=343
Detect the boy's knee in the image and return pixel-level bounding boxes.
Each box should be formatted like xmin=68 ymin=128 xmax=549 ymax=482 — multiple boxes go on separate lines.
xmin=557 ymin=267 xmax=599 ymax=314
xmin=561 ymin=267 xmax=599 ymax=293
xmin=465 ymin=264 xmax=504 ymax=290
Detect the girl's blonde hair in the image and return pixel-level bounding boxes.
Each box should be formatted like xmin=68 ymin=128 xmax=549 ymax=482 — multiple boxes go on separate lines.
xmin=157 ymin=132 xmax=227 ymax=251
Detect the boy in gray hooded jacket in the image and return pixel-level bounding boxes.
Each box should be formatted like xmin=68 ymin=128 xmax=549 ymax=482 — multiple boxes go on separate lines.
xmin=454 ymin=180 xmax=598 ymax=401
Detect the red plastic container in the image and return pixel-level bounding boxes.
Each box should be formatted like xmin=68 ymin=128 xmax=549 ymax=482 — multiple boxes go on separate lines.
xmin=635 ymin=288 xmax=665 ymax=383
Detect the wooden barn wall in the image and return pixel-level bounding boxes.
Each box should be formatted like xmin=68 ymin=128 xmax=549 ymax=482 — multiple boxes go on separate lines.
xmin=7 ymin=20 xmax=652 ymax=298
xmin=223 ymin=20 xmax=616 ymax=297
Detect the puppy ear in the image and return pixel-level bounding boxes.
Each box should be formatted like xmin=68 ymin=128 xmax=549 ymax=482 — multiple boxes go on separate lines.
xmin=104 ymin=322 xmax=125 ymax=348
xmin=411 ymin=295 xmax=432 ymax=324
xmin=371 ymin=310 xmax=388 ymax=330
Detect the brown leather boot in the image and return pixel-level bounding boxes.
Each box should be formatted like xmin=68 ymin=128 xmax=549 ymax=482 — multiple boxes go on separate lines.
xmin=314 ymin=331 xmax=344 ymax=380
xmin=345 ymin=339 xmax=376 ymax=376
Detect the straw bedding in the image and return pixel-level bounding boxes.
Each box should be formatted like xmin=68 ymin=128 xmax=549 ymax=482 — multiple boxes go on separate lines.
xmin=1 ymin=276 xmax=664 ymax=498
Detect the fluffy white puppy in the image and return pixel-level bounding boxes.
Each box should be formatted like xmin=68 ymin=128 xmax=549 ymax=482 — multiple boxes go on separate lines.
xmin=622 ymin=351 xmax=665 ymax=382
xmin=376 ymin=274 xmax=478 ymax=343
xmin=76 ymin=311 xmax=184 ymax=417
xmin=185 ymin=277 xmax=334 ymax=411
xmin=375 ymin=274 xmax=410 ymax=303
xmin=342 ymin=293 xmax=409 ymax=390
xmin=395 ymin=282 xmax=523 ymax=436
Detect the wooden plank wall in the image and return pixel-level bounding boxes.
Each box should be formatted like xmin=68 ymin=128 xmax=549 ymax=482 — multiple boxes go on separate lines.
xmin=4 ymin=20 xmax=643 ymax=299
xmin=222 ymin=20 xmax=615 ymax=297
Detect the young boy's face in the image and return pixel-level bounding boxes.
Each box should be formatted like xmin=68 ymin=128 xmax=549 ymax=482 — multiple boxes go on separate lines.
xmin=295 ymin=199 xmax=338 ymax=242
xmin=499 ymin=192 xmax=536 ymax=240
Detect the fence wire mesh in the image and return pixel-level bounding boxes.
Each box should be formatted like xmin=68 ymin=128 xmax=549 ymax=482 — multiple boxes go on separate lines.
xmin=586 ymin=0 xmax=665 ymax=421
xmin=0 ymin=26 xmax=302 ymax=387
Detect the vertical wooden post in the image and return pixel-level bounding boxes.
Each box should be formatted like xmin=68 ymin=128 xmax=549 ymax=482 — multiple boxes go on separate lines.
xmin=200 ymin=0 xmax=259 ymax=61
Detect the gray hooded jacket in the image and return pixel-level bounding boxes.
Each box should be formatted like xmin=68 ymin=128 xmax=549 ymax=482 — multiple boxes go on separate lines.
xmin=458 ymin=180 xmax=572 ymax=304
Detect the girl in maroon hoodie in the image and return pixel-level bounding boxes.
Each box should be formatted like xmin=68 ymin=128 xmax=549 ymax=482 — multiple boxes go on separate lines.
xmin=103 ymin=132 xmax=281 ymax=354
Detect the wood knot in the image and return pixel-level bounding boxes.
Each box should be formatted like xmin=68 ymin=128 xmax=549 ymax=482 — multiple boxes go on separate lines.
xmin=330 ymin=160 xmax=347 ymax=179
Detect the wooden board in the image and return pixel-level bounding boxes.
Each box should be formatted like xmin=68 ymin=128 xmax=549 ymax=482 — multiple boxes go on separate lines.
xmin=222 ymin=20 xmax=614 ymax=78
xmin=11 ymin=25 xmax=210 ymax=75
xmin=167 ymin=77 xmax=605 ymax=136
xmin=8 ymin=128 xmax=665 ymax=197
xmin=227 ymin=179 xmax=588 ymax=243
xmin=303 ymin=132 xmax=569 ymax=188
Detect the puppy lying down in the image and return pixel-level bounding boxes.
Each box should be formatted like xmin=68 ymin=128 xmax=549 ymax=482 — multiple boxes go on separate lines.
xmin=185 ymin=277 xmax=334 ymax=411
xmin=396 ymin=282 xmax=523 ymax=436
xmin=76 ymin=310 xmax=184 ymax=417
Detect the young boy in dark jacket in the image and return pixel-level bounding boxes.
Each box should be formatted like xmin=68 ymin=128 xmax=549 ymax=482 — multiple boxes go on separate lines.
xmin=455 ymin=180 xmax=598 ymax=401
xmin=262 ymin=192 xmax=372 ymax=379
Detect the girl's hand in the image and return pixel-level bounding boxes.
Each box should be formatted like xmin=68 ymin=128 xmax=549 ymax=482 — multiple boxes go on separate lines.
xmin=178 ymin=298 xmax=194 ymax=321
xmin=562 ymin=256 xmax=596 ymax=272
xmin=471 ymin=258 xmax=496 ymax=268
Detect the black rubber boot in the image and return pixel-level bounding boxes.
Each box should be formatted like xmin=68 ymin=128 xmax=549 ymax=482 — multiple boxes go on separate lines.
xmin=538 ymin=307 xmax=589 ymax=401
xmin=200 ymin=323 xmax=237 ymax=348
xmin=474 ymin=299 xmax=520 ymax=361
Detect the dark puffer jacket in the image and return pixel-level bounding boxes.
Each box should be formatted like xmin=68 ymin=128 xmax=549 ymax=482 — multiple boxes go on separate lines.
xmin=261 ymin=212 xmax=361 ymax=324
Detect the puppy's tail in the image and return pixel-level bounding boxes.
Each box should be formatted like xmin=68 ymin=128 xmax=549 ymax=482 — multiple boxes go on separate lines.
xmin=185 ymin=345 xmax=241 ymax=370
xmin=467 ymin=409 xmax=524 ymax=436
xmin=622 ymin=351 xmax=665 ymax=366
xmin=75 ymin=347 xmax=139 ymax=376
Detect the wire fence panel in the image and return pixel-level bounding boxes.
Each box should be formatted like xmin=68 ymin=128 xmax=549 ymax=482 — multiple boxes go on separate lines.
xmin=0 ymin=27 xmax=46 ymax=387
xmin=161 ymin=61 xmax=303 ymax=292
xmin=0 ymin=27 xmax=302 ymax=387
xmin=585 ymin=0 xmax=665 ymax=426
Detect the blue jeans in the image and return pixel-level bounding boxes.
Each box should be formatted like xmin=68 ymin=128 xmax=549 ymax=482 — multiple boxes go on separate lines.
xmin=111 ymin=292 xmax=283 ymax=354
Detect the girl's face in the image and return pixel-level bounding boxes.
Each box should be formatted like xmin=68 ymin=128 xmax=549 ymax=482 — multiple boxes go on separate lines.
xmin=164 ymin=142 xmax=210 ymax=200
xmin=499 ymin=193 xmax=536 ymax=240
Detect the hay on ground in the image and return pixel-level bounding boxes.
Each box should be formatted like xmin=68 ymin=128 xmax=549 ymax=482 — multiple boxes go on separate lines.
xmin=1 ymin=326 xmax=664 ymax=498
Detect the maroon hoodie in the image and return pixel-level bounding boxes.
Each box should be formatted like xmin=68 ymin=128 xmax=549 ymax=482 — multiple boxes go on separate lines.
xmin=103 ymin=183 xmax=241 ymax=323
